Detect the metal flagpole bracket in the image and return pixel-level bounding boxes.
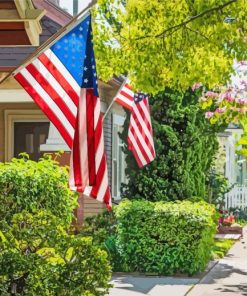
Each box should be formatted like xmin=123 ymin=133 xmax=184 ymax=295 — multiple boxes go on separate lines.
xmin=102 ymin=76 xmax=128 ymax=121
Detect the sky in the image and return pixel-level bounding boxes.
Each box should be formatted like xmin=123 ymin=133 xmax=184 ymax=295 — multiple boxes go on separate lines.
xmin=59 ymin=0 xmax=91 ymax=15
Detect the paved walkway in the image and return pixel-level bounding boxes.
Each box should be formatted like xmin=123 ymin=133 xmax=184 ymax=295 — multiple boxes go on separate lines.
xmin=108 ymin=275 xmax=199 ymax=296
xmin=187 ymin=227 xmax=247 ymax=296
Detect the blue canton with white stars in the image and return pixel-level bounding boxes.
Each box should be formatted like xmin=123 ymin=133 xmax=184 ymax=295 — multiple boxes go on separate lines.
xmin=51 ymin=14 xmax=98 ymax=94
xmin=81 ymin=19 xmax=98 ymax=96
xmin=134 ymin=92 xmax=148 ymax=104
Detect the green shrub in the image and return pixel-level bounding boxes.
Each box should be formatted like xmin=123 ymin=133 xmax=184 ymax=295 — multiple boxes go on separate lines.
xmin=211 ymin=239 xmax=235 ymax=260
xmin=0 ymin=154 xmax=76 ymax=226
xmin=115 ymin=200 xmax=218 ymax=275
xmin=82 ymin=210 xmax=123 ymax=271
xmin=121 ymin=88 xmax=226 ymax=201
xmin=0 ymin=155 xmax=111 ymax=295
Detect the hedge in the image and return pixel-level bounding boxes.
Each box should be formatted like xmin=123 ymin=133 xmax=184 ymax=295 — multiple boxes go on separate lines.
xmin=115 ymin=200 xmax=218 ymax=275
xmin=0 ymin=155 xmax=111 ymax=295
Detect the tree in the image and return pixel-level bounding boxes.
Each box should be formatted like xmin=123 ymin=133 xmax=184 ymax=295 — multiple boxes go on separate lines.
xmin=93 ymin=0 xmax=247 ymax=93
xmin=121 ymin=88 xmax=226 ymax=201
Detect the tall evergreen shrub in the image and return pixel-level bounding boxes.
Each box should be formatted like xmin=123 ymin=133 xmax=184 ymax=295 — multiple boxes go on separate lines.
xmin=121 ymin=88 xmax=225 ymax=201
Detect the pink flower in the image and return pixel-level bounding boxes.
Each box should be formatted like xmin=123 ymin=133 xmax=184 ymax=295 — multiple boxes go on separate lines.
xmin=205 ymin=91 xmax=219 ymax=98
xmin=222 ymin=92 xmax=235 ymax=102
xmin=192 ymin=83 xmax=202 ymax=91
xmin=239 ymin=61 xmax=247 ymax=66
xmin=215 ymin=107 xmax=226 ymax=113
xmin=240 ymin=80 xmax=247 ymax=87
xmin=205 ymin=112 xmax=214 ymax=119
xmin=239 ymin=98 xmax=247 ymax=105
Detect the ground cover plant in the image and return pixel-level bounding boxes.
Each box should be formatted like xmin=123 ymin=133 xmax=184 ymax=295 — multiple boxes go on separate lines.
xmin=0 ymin=155 xmax=111 ymax=296
xmin=83 ymin=200 xmax=218 ymax=275
xmin=211 ymin=239 xmax=235 ymax=259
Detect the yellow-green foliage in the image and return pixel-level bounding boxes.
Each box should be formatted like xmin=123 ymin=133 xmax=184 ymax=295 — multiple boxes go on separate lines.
xmin=211 ymin=239 xmax=235 ymax=259
xmin=93 ymin=0 xmax=247 ymax=93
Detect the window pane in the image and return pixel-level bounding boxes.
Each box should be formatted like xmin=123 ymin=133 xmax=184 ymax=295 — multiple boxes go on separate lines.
xmin=14 ymin=122 xmax=49 ymax=161
xmin=113 ymin=160 xmax=118 ymax=197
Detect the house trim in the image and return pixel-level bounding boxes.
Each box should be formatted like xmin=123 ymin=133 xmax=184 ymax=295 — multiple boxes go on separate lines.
xmin=0 ymin=89 xmax=33 ymax=103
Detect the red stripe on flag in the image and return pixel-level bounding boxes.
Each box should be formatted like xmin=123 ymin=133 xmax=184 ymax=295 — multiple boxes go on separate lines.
xmin=136 ymin=101 xmax=152 ymax=132
xmin=132 ymin=107 xmax=155 ymax=157
xmin=72 ymin=108 xmax=83 ymax=191
xmin=103 ymin=186 xmax=111 ymax=210
xmin=38 ymin=53 xmax=79 ymax=107
xmin=119 ymin=89 xmax=133 ymax=101
xmin=129 ymin=126 xmax=151 ymax=164
xmin=26 ymin=63 xmax=76 ymax=129
xmin=15 ymin=72 xmax=73 ymax=148
xmin=90 ymin=154 xmax=106 ymax=197
xmin=115 ymin=98 xmax=133 ymax=110
xmin=127 ymin=136 xmax=143 ymax=168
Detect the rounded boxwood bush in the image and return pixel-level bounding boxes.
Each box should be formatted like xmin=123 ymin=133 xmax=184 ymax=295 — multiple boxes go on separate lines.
xmin=0 ymin=155 xmax=111 ymax=295
xmin=115 ymin=199 xmax=218 ymax=275
xmin=0 ymin=154 xmax=77 ymax=226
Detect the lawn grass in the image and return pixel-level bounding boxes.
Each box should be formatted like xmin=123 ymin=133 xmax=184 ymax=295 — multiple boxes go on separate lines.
xmin=211 ymin=239 xmax=235 ymax=260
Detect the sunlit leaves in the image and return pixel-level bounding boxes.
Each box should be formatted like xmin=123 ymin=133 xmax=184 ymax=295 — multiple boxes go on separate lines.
xmin=93 ymin=0 xmax=247 ymax=93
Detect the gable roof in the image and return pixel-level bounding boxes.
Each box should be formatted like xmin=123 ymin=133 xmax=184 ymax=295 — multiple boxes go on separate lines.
xmin=0 ymin=0 xmax=72 ymax=72
xmin=32 ymin=0 xmax=72 ymax=26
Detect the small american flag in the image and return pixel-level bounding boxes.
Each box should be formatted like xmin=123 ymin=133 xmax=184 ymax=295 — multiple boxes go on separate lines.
xmin=128 ymin=93 xmax=156 ymax=167
xmin=114 ymin=80 xmax=156 ymax=167
xmin=14 ymin=14 xmax=111 ymax=208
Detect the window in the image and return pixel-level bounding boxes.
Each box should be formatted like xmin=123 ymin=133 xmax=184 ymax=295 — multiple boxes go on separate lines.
xmin=4 ymin=110 xmax=49 ymax=161
xmin=112 ymin=114 xmax=127 ymax=200
xmin=14 ymin=122 xmax=49 ymax=161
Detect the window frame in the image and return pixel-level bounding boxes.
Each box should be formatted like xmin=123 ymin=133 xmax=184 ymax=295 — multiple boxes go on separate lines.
xmin=4 ymin=109 xmax=49 ymax=161
xmin=111 ymin=113 xmax=127 ymax=201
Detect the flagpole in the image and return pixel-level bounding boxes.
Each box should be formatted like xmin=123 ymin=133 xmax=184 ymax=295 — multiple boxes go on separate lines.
xmin=103 ymin=76 xmax=128 ymax=121
xmin=102 ymin=98 xmax=116 ymax=121
xmin=0 ymin=0 xmax=97 ymax=85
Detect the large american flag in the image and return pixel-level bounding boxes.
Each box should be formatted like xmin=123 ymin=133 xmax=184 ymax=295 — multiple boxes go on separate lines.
xmin=114 ymin=81 xmax=156 ymax=167
xmin=14 ymin=14 xmax=111 ymax=208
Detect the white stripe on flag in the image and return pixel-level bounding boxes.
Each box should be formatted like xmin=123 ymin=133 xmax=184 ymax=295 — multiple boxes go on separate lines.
xmin=44 ymin=49 xmax=81 ymax=94
xmin=121 ymin=86 xmax=134 ymax=97
xmin=79 ymin=89 xmax=89 ymax=183
xmin=20 ymin=68 xmax=74 ymax=138
xmin=117 ymin=93 xmax=133 ymax=106
xmin=128 ymin=130 xmax=147 ymax=165
xmin=132 ymin=104 xmax=153 ymax=145
xmin=31 ymin=59 xmax=77 ymax=116
xmin=130 ymin=116 xmax=154 ymax=161
xmin=96 ymin=169 xmax=108 ymax=202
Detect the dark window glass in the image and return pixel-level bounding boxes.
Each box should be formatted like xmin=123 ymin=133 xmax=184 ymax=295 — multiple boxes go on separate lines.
xmin=14 ymin=122 xmax=49 ymax=161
